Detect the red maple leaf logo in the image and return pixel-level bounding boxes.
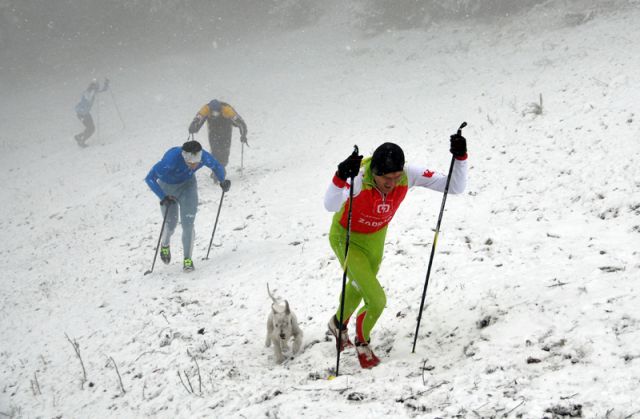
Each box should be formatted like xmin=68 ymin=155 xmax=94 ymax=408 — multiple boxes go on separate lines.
xmin=422 ymin=170 xmax=434 ymax=178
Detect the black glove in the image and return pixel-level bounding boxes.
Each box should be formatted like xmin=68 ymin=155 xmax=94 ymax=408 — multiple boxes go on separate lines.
xmin=220 ymin=179 xmax=231 ymax=192
xmin=450 ymin=133 xmax=467 ymax=158
xmin=336 ymin=153 xmax=363 ymax=181
xmin=160 ymin=195 xmax=177 ymax=206
xmin=188 ymin=116 xmax=203 ymax=134
xmin=240 ymin=135 xmax=248 ymax=145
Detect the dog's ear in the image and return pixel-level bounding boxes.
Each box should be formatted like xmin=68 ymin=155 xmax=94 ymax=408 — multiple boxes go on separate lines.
xmin=284 ymin=300 xmax=290 ymax=315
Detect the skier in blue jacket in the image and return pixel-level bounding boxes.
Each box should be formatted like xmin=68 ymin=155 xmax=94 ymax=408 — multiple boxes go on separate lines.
xmin=74 ymin=78 xmax=109 ymax=147
xmin=145 ymin=140 xmax=231 ymax=272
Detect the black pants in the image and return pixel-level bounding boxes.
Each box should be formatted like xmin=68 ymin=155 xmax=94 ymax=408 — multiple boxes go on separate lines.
xmin=76 ymin=113 xmax=95 ymax=142
xmin=207 ymin=118 xmax=233 ymax=168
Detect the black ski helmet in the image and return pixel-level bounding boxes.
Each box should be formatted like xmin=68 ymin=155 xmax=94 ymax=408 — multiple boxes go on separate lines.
xmin=182 ymin=140 xmax=202 ymax=153
xmin=371 ymin=142 xmax=405 ymax=176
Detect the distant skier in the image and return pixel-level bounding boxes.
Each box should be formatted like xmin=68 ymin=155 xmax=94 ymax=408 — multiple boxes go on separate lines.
xmin=325 ymin=136 xmax=468 ymax=369
xmin=74 ymin=78 xmax=109 ymax=147
xmin=145 ymin=140 xmax=231 ymax=272
xmin=188 ymin=99 xmax=248 ymax=171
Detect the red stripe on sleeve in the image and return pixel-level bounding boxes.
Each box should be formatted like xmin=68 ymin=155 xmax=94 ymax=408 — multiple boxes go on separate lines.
xmin=332 ymin=174 xmax=348 ymax=188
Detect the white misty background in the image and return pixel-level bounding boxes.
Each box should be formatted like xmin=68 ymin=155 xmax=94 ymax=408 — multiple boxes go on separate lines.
xmin=1 ymin=0 xmax=639 ymax=418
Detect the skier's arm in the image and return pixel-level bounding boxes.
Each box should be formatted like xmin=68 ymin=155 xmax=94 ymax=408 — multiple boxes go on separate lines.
xmin=201 ymin=150 xmax=226 ymax=183
xmin=144 ymin=163 xmax=166 ymax=200
xmin=222 ymin=105 xmax=248 ymax=139
xmin=407 ymin=158 xmax=468 ymax=194
xmin=324 ymin=173 xmax=363 ymax=212
xmin=188 ymin=104 xmax=209 ymax=134
xmin=233 ymin=115 xmax=248 ymax=139
xmin=324 ymin=174 xmax=350 ymax=212
xmin=324 ymin=153 xmax=364 ymax=211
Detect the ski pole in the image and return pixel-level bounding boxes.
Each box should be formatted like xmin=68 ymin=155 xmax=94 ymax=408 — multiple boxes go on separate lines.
xmin=412 ymin=122 xmax=467 ymax=353
xmin=109 ymin=88 xmax=125 ymax=129
xmin=204 ymin=189 xmax=225 ymax=260
xmin=96 ymin=93 xmax=100 ymax=143
xmin=335 ymin=144 xmax=359 ymax=377
xmin=144 ymin=201 xmax=173 ymax=276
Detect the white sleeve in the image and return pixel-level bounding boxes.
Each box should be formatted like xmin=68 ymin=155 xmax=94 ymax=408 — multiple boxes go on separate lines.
xmin=324 ymin=173 xmax=363 ymax=212
xmin=407 ymin=159 xmax=468 ymax=194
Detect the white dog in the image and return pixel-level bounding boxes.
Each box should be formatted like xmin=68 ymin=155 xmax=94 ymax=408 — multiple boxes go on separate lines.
xmin=265 ymin=283 xmax=303 ymax=364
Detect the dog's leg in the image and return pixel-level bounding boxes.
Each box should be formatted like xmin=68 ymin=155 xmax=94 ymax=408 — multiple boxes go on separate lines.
xmin=292 ymin=335 xmax=302 ymax=354
xmin=273 ymin=339 xmax=284 ymax=364
xmin=265 ymin=315 xmax=273 ymax=348
xmin=291 ymin=314 xmax=303 ymax=354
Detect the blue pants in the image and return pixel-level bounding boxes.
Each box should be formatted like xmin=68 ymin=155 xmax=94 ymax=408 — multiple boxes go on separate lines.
xmin=159 ymin=177 xmax=198 ymax=259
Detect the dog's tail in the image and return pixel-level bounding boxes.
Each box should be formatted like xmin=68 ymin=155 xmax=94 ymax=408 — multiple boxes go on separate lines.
xmin=267 ymin=283 xmax=278 ymax=304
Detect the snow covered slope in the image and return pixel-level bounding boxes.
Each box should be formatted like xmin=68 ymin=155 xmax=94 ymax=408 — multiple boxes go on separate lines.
xmin=1 ymin=3 xmax=639 ymax=418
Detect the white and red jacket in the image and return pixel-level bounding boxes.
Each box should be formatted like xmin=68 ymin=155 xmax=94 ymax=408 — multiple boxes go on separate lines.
xmin=324 ymin=157 xmax=468 ymax=234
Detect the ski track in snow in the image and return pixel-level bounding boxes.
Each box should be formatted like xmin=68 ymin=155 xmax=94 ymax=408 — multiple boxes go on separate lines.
xmin=1 ymin=3 xmax=640 ymax=418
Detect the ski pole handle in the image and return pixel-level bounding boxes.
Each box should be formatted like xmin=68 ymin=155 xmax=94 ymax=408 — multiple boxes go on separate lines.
xmin=457 ymin=121 xmax=467 ymax=136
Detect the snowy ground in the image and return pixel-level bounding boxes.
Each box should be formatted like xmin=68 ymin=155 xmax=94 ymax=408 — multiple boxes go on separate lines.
xmin=1 ymin=3 xmax=640 ymax=418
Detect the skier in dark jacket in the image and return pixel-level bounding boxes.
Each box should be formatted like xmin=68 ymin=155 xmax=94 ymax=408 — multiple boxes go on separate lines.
xmin=145 ymin=140 xmax=231 ymax=272
xmin=74 ymin=78 xmax=109 ymax=147
xmin=188 ymin=99 xmax=248 ymax=170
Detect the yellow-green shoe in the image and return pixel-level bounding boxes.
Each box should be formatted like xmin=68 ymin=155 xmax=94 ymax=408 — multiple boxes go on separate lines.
xmin=160 ymin=246 xmax=171 ymax=264
xmin=183 ymin=258 xmax=194 ymax=273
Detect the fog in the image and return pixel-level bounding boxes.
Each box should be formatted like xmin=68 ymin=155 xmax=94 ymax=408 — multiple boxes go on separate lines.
xmin=1 ymin=0 xmax=604 ymax=82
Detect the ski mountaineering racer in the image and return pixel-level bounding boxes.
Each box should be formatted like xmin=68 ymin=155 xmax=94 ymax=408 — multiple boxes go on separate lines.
xmin=188 ymin=99 xmax=248 ymax=171
xmin=325 ymin=135 xmax=468 ymax=368
xmin=145 ymin=140 xmax=231 ymax=272
xmin=74 ymin=78 xmax=109 ymax=147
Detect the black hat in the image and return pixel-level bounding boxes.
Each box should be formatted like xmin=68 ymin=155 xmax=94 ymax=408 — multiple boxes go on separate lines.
xmin=371 ymin=142 xmax=405 ymax=176
xmin=182 ymin=140 xmax=202 ymax=153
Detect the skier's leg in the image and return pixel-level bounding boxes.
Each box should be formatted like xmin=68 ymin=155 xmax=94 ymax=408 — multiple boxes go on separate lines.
xmin=209 ymin=121 xmax=232 ymax=168
xmin=160 ymin=200 xmax=179 ymax=247
xmin=178 ymin=177 xmax=198 ymax=260
xmin=75 ymin=114 xmax=84 ymax=140
xmin=82 ymin=114 xmax=95 ymax=141
xmin=218 ymin=128 xmax=232 ymax=168
xmin=329 ymin=223 xmax=363 ymax=325
xmin=207 ymin=126 xmax=217 ymax=161
xmin=159 ymin=181 xmax=180 ymax=247
xmin=353 ymin=272 xmax=386 ymax=343
xmin=336 ymin=227 xmax=387 ymax=343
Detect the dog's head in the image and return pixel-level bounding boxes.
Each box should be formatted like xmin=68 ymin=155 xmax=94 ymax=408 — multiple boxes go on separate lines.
xmin=271 ymin=301 xmax=293 ymax=340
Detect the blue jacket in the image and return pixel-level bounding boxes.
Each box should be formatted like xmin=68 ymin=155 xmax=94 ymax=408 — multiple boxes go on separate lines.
xmin=145 ymin=147 xmax=225 ymax=200
xmin=75 ymin=82 xmax=108 ymax=115
xmin=75 ymin=89 xmax=97 ymax=116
